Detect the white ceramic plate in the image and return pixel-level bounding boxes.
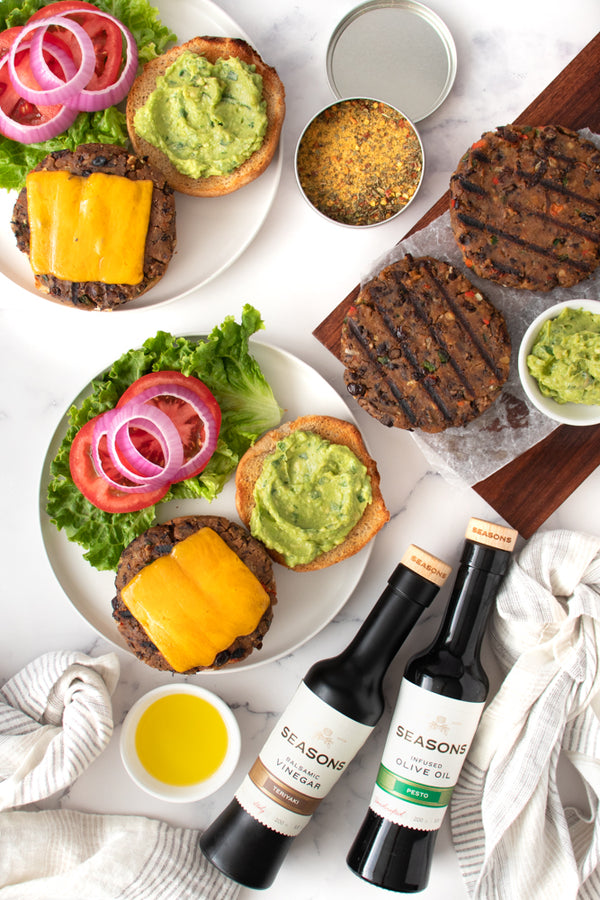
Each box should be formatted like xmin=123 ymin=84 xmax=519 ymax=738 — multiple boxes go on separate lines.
xmin=0 ymin=0 xmax=282 ymax=312
xmin=39 ymin=341 xmax=373 ymax=672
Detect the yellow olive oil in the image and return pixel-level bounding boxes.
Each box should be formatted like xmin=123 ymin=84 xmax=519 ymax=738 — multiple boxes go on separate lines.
xmin=135 ymin=693 xmax=228 ymax=786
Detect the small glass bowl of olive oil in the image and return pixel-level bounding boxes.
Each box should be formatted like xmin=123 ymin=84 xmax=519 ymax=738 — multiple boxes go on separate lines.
xmin=120 ymin=684 xmax=241 ymax=802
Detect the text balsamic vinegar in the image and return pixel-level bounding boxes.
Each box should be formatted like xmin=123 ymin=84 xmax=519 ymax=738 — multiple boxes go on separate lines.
xmin=346 ymin=517 xmax=518 ymax=893
xmin=199 ymin=545 xmax=452 ymax=889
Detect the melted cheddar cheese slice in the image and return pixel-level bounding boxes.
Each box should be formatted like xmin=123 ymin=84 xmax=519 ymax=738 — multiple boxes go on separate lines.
xmin=121 ymin=528 xmax=271 ymax=672
xmin=26 ymin=170 xmax=153 ymax=284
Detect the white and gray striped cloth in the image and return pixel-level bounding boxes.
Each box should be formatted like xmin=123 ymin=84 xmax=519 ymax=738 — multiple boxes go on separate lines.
xmin=0 ymin=650 xmax=239 ymax=899
xmin=451 ymin=529 xmax=600 ymax=900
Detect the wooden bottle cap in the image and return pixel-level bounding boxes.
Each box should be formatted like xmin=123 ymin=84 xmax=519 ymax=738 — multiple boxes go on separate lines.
xmin=465 ymin=517 xmax=518 ymax=551
xmin=401 ymin=545 xmax=452 ymax=587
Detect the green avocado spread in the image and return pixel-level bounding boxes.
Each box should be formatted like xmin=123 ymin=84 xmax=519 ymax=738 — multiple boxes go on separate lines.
xmin=133 ymin=50 xmax=268 ymax=179
xmin=249 ymin=430 xmax=373 ymax=568
xmin=527 ymin=307 xmax=600 ymax=405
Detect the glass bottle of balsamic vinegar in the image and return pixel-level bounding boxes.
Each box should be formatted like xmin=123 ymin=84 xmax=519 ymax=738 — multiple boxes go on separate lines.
xmin=346 ymin=517 xmax=518 ymax=893
xmin=199 ymin=544 xmax=452 ymax=890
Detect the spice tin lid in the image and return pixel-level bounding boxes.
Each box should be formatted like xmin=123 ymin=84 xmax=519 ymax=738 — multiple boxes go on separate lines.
xmin=327 ymin=0 xmax=457 ymax=122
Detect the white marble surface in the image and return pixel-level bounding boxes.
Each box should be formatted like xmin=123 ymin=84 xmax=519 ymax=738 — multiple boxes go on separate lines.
xmin=1 ymin=0 xmax=600 ymax=897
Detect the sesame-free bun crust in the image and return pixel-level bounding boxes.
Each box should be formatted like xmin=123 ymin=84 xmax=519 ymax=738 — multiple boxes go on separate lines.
xmin=235 ymin=415 xmax=390 ymax=572
xmin=126 ymin=36 xmax=286 ymax=197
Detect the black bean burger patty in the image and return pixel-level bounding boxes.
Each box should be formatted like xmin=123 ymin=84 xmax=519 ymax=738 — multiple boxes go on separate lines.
xmin=449 ymin=124 xmax=600 ymax=291
xmin=11 ymin=143 xmax=176 ymax=311
xmin=112 ymin=515 xmax=277 ymax=673
xmin=341 ymin=254 xmax=511 ymax=433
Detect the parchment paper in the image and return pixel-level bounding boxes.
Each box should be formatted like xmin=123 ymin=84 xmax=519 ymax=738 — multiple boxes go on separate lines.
xmin=359 ymin=129 xmax=600 ymax=487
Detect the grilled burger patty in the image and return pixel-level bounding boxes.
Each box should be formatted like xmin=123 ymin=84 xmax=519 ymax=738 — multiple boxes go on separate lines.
xmin=449 ymin=124 xmax=600 ymax=291
xmin=112 ymin=515 xmax=277 ymax=672
xmin=341 ymin=254 xmax=511 ymax=433
xmin=11 ymin=143 xmax=176 ymax=311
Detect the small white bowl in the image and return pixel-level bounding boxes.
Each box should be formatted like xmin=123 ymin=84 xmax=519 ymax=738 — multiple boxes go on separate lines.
xmin=120 ymin=684 xmax=241 ymax=803
xmin=518 ymin=298 xmax=600 ymax=426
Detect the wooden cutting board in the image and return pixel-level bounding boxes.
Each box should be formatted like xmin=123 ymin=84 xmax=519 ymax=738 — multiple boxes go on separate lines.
xmin=313 ymin=33 xmax=600 ymax=539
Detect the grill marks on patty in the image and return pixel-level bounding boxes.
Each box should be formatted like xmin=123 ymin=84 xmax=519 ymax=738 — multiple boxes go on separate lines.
xmin=449 ymin=125 xmax=600 ymax=291
xmin=341 ymin=255 xmax=511 ymax=433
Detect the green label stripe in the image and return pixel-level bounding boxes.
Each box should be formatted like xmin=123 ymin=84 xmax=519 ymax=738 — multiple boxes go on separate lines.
xmin=376 ymin=764 xmax=454 ymax=808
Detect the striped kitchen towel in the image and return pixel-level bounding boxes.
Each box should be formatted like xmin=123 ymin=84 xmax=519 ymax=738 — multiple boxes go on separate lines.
xmin=450 ymin=529 xmax=600 ymax=900
xmin=0 ymin=650 xmax=239 ymax=900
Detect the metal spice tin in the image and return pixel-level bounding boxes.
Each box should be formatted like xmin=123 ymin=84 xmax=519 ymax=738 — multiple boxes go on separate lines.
xmin=326 ymin=0 xmax=457 ymax=123
xmin=295 ymin=97 xmax=425 ymax=228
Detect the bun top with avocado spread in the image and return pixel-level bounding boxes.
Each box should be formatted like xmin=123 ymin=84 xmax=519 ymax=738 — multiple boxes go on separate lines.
xmin=126 ymin=36 xmax=286 ymax=197
xmin=235 ymin=415 xmax=390 ymax=572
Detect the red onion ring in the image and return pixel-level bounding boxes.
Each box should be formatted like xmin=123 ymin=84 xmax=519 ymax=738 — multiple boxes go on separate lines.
xmin=87 ymin=381 xmax=221 ymax=496
xmin=32 ymin=32 xmax=78 ymax=82
xmin=8 ymin=16 xmax=95 ymax=107
xmin=109 ymin=417 xmax=183 ymax=488
xmin=28 ymin=9 xmax=138 ymax=112
xmin=113 ymin=422 xmax=165 ymax=479
xmin=129 ymin=383 xmax=221 ymax=481
xmin=92 ymin=403 xmax=184 ymax=493
xmin=0 ymin=45 xmax=78 ymax=143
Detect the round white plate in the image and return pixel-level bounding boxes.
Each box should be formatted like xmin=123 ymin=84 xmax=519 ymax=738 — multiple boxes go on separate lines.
xmin=39 ymin=341 xmax=373 ymax=672
xmin=0 ymin=0 xmax=283 ymax=312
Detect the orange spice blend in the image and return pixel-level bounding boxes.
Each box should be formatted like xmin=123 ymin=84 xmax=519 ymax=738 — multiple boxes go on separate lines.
xmin=297 ymin=99 xmax=423 ymax=226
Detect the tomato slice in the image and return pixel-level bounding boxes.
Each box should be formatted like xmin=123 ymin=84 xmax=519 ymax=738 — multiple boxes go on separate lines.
xmin=117 ymin=371 xmax=222 ymax=479
xmin=70 ymin=417 xmax=170 ymax=514
xmin=28 ymin=1 xmax=124 ymax=91
xmin=0 ymin=26 xmax=23 ymax=56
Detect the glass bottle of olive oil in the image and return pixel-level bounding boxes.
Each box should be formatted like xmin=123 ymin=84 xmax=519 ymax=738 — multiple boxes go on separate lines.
xmin=346 ymin=517 xmax=517 ymax=893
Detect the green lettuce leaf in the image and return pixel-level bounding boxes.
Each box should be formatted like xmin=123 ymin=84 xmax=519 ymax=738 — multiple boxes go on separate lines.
xmin=46 ymin=306 xmax=283 ymax=572
xmin=0 ymin=0 xmax=177 ymax=190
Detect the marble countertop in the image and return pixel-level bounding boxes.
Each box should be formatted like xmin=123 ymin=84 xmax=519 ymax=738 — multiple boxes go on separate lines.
xmin=1 ymin=1 xmax=599 ymax=897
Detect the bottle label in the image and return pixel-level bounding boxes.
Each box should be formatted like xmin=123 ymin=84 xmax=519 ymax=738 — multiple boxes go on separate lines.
xmin=369 ymin=678 xmax=484 ymax=831
xmin=235 ymin=682 xmax=373 ymax=837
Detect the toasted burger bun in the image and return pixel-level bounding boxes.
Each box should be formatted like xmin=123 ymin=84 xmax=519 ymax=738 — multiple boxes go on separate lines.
xmin=112 ymin=515 xmax=277 ymax=672
xmin=126 ymin=36 xmax=286 ymax=197
xmin=235 ymin=415 xmax=390 ymax=572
